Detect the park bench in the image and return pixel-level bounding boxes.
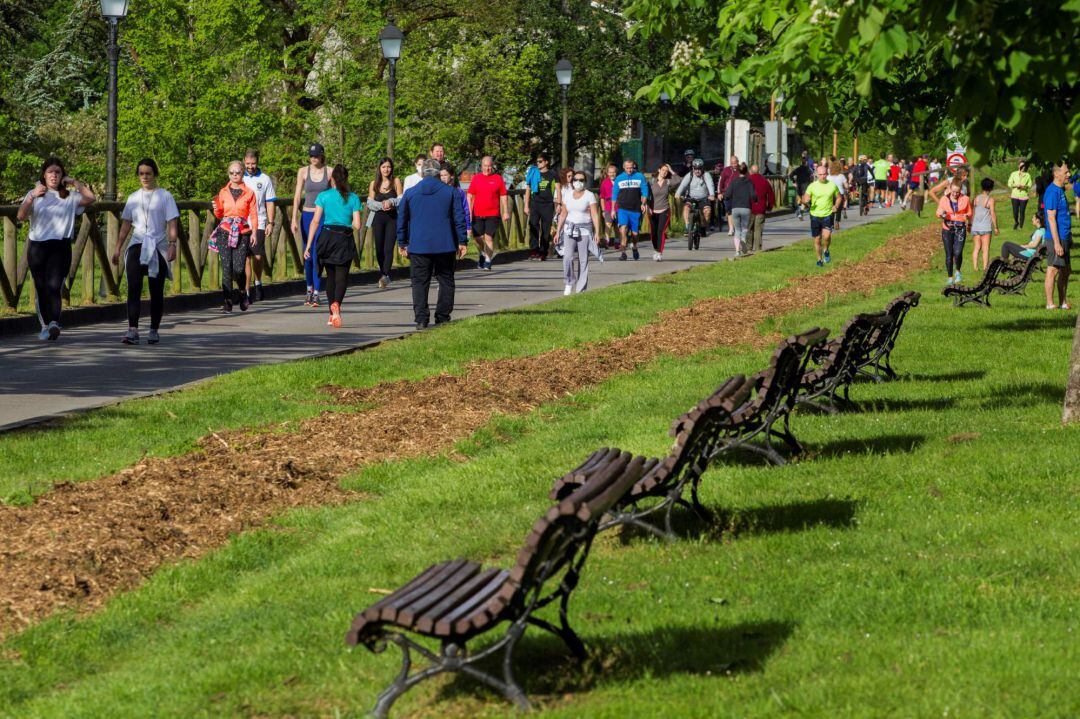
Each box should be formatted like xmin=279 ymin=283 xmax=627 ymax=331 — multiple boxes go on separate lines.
xmin=812 ymin=292 xmax=921 ymax=382
xmin=798 ymin=313 xmax=891 ymax=413
xmin=995 ymin=247 xmax=1046 ymax=296
xmin=344 ymin=450 xmax=647 ymax=718
xmin=942 ymin=258 xmax=1007 ymax=307
xmin=549 ymin=374 xmax=754 ymax=540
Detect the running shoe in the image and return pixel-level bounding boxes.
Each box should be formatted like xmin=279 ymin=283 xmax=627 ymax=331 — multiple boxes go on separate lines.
xmin=247 ymin=287 xmax=256 ymax=304
xmin=816 ymin=259 xmax=824 ymax=268
xmin=619 ymin=251 xmax=627 ymax=261
xmin=304 ymin=291 xmax=313 ymax=306
xmin=222 ymin=300 xmax=233 ymax=313
xmin=954 ymin=270 xmax=962 ymax=284
xmin=947 ymin=277 xmax=955 ymax=286
xmin=239 ymin=296 xmax=250 ymax=312
xmin=38 ymin=327 xmax=51 ymax=341
xmin=823 ymin=249 xmax=831 ymax=264
xmin=47 ymin=321 xmax=60 ymax=340
xmin=484 ymin=256 xmax=494 ymax=271
xmin=330 ymin=302 xmax=342 ymax=327
xmin=122 ymin=329 xmax=139 ymax=345
xmin=148 ymin=329 xmax=160 ymax=344
xmin=1046 ymin=303 xmax=1057 ymax=309
xmin=255 ymin=284 xmax=264 ymax=302
xmin=656 ymin=253 xmax=662 ymax=261
xmin=478 ymin=255 xmax=488 ymax=270
xmin=564 ymin=284 xmax=573 ymax=296
xmin=632 ymin=247 xmax=640 ymax=260
xmin=378 ymin=275 xmax=388 ymax=289
xmin=1061 ymin=303 xmax=1073 ymax=310
xmin=311 ymin=293 xmax=321 ymax=307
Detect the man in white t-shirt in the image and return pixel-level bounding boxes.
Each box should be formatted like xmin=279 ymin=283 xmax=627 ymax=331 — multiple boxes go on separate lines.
xmin=242 ymin=149 xmax=276 ymax=302
xmin=402 ymin=153 xmax=428 ymax=194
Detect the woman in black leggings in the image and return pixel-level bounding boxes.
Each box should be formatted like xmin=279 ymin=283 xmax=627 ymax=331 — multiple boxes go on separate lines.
xmin=367 ymin=157 xmax=402 ymax=289
xmin=306 ymin=164 xmax=361 ymax=328
xmin=113 ymin=159 xmax=180 ymax=345
xmin=16 ymin=156 xmax=96 ymax=341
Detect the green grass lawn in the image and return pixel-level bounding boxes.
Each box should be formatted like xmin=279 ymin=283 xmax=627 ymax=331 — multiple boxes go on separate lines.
xmin=1 ymin=209 xmax=1077 ymax=717
xmin=0 ymin=210 xmax=930 ymax=503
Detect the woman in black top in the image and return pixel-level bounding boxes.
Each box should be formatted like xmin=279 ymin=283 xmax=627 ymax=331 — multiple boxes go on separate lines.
xmin=367 ymin=157 xmax=403 ymax=288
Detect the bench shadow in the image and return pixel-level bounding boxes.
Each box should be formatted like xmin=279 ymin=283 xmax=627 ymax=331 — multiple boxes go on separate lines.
xmin=980 ymin=381 xmax=1064 ymax=409
xmin=849 ymin=396 xmax=958 ymax=412
xmin=983 ymin=317 xmax=1075 ymax=332
xmin=807 ymin=433 xmax=926 ymax=458
xmin=435 ymin=620 xmax=795 ymax=705
xmin=902 ymin=369 xmax=986 ymax=383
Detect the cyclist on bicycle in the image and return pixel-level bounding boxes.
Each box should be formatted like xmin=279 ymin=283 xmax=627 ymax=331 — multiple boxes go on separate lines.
xmin=677 ymin=159 xmax=716 ymax=242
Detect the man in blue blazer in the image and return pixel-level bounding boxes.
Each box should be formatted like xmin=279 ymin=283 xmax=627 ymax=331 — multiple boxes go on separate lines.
xmin=398 ymin=158 xmax=469 ymax=329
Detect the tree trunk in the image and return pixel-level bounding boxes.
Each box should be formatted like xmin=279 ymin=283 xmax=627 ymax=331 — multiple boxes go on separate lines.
xmin=1064 ymin=313 xmax=1080 ymax=423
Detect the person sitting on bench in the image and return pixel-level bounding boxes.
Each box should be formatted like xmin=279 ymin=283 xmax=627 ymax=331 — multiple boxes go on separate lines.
xmin=1000 ymin=212 xmax=1045 ymax=262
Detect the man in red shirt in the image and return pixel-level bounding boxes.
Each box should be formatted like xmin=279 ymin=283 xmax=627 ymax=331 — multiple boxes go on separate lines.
xmin=718 ymin=155 xmax=739 ymax=235
xmin=466 ymin=155 xmax=510 ymax=271
xmin=886 ymin=153 xmax=901 ymax=208
xmin=747 ymin=164 xmax=776 ymax=254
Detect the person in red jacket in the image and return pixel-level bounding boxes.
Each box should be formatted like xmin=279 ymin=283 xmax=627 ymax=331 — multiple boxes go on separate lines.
xmin=212 ymin=161 xmax=260 ymax=312
xmin=747 ymin=164 xmax=776 ymax=254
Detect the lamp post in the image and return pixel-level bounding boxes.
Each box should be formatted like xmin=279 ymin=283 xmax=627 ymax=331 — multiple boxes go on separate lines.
xmin=774 ymin=92 xmax=784 ymax=174
xmin=379 ymin=22 xmax=404 ymax=159
xmin=659 ymin=91 xmax=670 ymax=166
xmin=99 ymin=0 xmax=129 ymax=203
xmin=555 ymin=59 xmax=573 ymax=169
xmin=727 ymin=91 xmax=741 ymax=164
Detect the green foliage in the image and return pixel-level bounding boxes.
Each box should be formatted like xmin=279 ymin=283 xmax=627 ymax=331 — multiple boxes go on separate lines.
xmin=626 ymin=0 xmax=1080 ymax=161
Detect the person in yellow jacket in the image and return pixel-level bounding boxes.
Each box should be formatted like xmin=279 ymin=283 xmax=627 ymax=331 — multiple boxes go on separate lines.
xmin=1007 ymin=160 xmax=1033 ymax=230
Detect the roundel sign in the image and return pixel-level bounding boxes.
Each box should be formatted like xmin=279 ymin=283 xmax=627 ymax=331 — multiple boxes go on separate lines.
xmin=947 ymin=151 xmax=968 ymax=168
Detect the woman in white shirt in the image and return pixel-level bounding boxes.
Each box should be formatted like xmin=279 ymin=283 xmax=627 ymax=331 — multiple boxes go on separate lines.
xmin=112 ymin=159 xmax=180 ymax=345
xmin=15 ymin=156 xmax=96 ymax=340
xmin=554 ymin=170 xmax=601 ymax=295
xmin=826 ymin=162 xmax=848 ymax=230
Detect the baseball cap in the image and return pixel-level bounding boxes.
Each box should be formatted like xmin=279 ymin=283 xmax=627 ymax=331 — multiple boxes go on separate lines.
xmin=308 ymin=143 xmax=325 ymax=157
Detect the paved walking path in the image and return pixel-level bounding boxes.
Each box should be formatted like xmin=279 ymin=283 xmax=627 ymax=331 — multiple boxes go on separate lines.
xmin=0 ymin=207 xmax=897 ymax=430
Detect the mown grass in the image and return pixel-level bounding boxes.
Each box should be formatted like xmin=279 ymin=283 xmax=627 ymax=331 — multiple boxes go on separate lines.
xmin=0 ymin=209 xmax=930 ymax=502
xmin=1 ymin=212 xmax=1077 ymax=717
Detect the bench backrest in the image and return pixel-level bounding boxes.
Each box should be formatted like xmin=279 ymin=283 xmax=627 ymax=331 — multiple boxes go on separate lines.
xmin=867 ymin=291 xmax=921 ymax=354
xmin=998 ymin=250 xmax=1044 ymax=288
xmin=741 ymin=328 xmax=829 ymax=420
xmin=811 ymin=313 xmax=888 ymax=383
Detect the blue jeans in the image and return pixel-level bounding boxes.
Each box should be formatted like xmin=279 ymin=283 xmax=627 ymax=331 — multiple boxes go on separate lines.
xmin=301 ymin=210 xmax=323 ymax=291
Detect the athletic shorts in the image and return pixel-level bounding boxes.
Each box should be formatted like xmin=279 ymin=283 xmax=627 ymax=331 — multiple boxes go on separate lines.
xmin=616 ymin=209 xmax=642 ymax=233
xmin=1046 ymin=238 xmax=1072 ymax=270
xmin=602 ymin=208 xmax=615 ymax=224
xmin=810 ymin=214 xmax=834 ymax=237
xmin=472 ymin=216 xmax=502 ymax=238
xmin=250 ymin=229 xmax=266 ymax=257
xmin=874 ymin=180 xmax=887 ymax=191
xmin=887 ymin=180 xmax=899 ymax=192
xmin=908 ymin=181 xmax=920 ymax=190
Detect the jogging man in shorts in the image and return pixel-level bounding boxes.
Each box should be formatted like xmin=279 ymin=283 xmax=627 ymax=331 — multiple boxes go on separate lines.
xmin=613 ymin=159 xmax=649 ymax=261
xmin=466 ymin=155 xmax=509 ymax=271
xmin=242 ymin=149 xmax=276 ymax=302
xmin=803 ymin=164 xmax=842 ymax=267
xmin=872 ymin=155 xmax=891 ymax=207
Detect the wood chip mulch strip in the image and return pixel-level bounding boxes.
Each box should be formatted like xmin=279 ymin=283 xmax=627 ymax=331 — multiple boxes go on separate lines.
xmin=0 ymin=225 xmax=938 ymax=636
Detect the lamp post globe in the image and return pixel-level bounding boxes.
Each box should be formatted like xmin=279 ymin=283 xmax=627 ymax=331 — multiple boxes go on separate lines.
xmin=555 ymin=59 xmax=573 ymax=169
xmin=380 ymin=23 xmax=404 ymax=158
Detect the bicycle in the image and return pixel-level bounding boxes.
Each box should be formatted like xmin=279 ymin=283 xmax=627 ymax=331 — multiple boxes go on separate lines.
xmin=684 ymin=197 xmax=708 ymax=250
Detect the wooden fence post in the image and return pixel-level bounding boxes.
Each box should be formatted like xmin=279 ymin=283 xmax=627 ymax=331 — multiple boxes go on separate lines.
xmin=2 ymin=216 xmax=17 ymax=309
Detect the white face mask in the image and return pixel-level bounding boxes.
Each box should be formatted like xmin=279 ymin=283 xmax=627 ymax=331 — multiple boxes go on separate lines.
xmin=572 ymin=180 xmax=584 ymax=191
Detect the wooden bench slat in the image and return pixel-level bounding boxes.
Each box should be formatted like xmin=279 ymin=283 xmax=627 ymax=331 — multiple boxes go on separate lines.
xmin=395 ymin=561 xmax=483 ymax=626
xmin=378 ymin=558 xmax=474 ymax=622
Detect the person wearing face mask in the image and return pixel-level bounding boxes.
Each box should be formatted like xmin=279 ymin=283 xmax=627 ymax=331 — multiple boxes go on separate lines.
xmin=402 ymin=153 xmax=428 ymax=194
xmin=212 ymin=161 xmax=260 ymax=312
xmin=555 ymin=172 xmax=601 ymax=294
xmin=16 ymin=156 xmax=96 ymax=340
xmin=113 ymin=159 xmax=180 ymax=345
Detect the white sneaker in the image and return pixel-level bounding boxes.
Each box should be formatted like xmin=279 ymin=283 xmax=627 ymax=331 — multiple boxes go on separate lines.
xmin=564 ymin=285 xmax=573 ymax=296
xmin=656 ymin=252 xmax=663 ymax=261
xmin=1046 ymin=303 xmax=1058 ymax=310
xmin=38 ymin=327 xmax=51 ymax=341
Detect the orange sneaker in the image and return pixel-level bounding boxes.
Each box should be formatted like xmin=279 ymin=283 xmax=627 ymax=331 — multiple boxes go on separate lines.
xmin=330 ymin=302 xmax=342 ymax=328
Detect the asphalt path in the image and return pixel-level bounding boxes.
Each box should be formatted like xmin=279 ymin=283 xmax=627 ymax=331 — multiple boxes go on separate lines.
xmin=0 ymin=206 xmax=898 ymax=430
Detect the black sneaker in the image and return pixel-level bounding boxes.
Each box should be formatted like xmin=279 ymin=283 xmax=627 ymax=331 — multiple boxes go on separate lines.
xmin=222 ymin=300 xmax=233 ymax=313
xmin=239 ymin=296 xmax=250 ymax=312
xmin=619 ymin=251 xmax=627 ymax=261
xmin=247 ymin=287 xmax=256 ymax=304
xmin=255 ymin=284 xmax=264 ymax=302
xmin=415 ymin=321 xmax=428 ymax=331
xmin=631 ymin=247 xmax=640 ymax=260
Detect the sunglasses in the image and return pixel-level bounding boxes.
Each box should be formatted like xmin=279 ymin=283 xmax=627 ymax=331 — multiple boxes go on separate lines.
xmin=229 ymin=170 xmax=243 ymax=175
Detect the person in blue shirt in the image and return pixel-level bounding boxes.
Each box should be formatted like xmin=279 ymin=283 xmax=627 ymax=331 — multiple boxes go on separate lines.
xmin=398 ymin=158 xmax=469 ymax=329
xmin=613 ymin=158 xmax=649 ymax=260
xmin=524 ymin=153 xmax=561 ymax=260
xmin=1043 ymin=159 xmax=1072 ymax=310
xmin=305 ymin=164 xmax=361 ymax=328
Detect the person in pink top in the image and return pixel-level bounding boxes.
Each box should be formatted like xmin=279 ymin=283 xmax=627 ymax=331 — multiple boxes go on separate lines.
xmin=599 ymin=163 xmax=617 ymax=248
xmin=937 ymin=181 xmax=973 ymax=285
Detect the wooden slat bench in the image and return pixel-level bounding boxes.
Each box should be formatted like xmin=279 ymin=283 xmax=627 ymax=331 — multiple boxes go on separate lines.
xmin=798 ymin=313 xmax=891 ymax=413
xmin=812 ymin=291 xmax=921 ymax=382
xmin=549 ymin=374 xmax=753 ymax=540
xmin=344 ymin=450 xmax=647 ymax=718
xmin=995 ymin=246 xmax=1046 ymax=296
xmin=942 ymin=258 xmax=1007 ymax=307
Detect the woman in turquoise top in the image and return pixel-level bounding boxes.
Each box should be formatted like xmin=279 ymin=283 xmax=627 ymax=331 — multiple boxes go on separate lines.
xmin=305 ymin=164 xmax=361 ymax=328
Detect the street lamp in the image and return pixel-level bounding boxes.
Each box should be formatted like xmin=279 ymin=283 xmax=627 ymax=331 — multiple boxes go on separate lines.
xmin=727 ymin=91 xmax=741 ymax=164
xmin=99 ymin=0 xmax=129 ymax=202
xmin=774 ymin=91 xmax=785 ymax=174
xmin=555 ymin=59 xmax=573 ymax=169
xmin=379 ymin=22 xmax=404 ymax=159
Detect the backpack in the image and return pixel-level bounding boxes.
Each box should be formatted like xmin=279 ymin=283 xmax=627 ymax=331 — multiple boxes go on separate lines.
xmin=852 ymin=162 xmax=868 ymax=184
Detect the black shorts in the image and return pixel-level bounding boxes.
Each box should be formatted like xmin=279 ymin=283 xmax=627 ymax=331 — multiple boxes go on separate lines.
xmin=473 ymin=216 xmax=501 ymax=238
xmin=874 ymin=180 xmax=887 ymax=191
xmin=810 ymin=214 xmax=834 ymax=237
xmin=1047 ymin=239 xmax=1072 ymax=270
xmin=887 ymin=180 xmax=899 ymax=192
xmin=250 ymin=229 xmax=266 ymax=257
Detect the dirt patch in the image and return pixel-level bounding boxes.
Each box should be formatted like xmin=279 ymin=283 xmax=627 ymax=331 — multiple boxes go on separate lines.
xmin=0 ymin=225 xmax=939 ymax=636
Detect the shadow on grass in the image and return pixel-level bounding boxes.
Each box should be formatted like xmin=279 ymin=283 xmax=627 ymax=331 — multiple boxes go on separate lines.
xmin=436 ymin=620 xmax=795 ymax=706
xmin=850 ymin=396 xmax=958 ymax=412
xmin=903 ymin=369 xmax=987 ymax=383
xmin=982 ymin=317 xmax=1075 ymax=332
xmin=980 ymin=381 xmax=1064 ymax=409
xmin=808 ymin=433 xmax=926 ymax=458
xmin=498 ymin=308 xmax=576 ymax=316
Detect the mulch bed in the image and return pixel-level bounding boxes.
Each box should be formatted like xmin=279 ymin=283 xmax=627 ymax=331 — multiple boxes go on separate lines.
xmin=0 ymin=225 xmax=939 ymax=636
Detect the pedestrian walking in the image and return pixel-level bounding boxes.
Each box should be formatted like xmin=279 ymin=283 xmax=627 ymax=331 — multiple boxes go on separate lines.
xmin=826 ymin=161 xmax=848 ymax=230
xmin=648 ymin=164 xmax=675 ymax=260
xmin=397 ymin=158 xmax=469 ymax=329
xmin=1043 ymin=160 xmax=1072 ymax=310
xmin=718 ymin=155 xmax=739 ymax=235
xmin=613 ymin=159 xmax=649 ymax=260
xmin=1007 ymin=160 xmax=1033 ymax=230
xmin=747 ymin=164 xmax=775 ymax=254
xmin=16 ymin=156 xmax=96 ymax=340
xmin=290 ymin=143 xmax=329 ymax=307
xmin=523 ymin=153 xmax=560 ymax=260
xmin=723 ymin=163 xmax=757 ymax=256
xmin=872 ymin=155 xmax=891 ymax=206
xmin=242 ymin=149 xmax=276 ymax=303
xmin=212 ymin=161 xmax=259 ymax=313
xmin=402 ymin=154 xmax=427 ymax=193
xmin=554 ymin=170 xmax=601 ymax=294
xmin=852 ymin=155 xmax=872 ymax=216
xmin=803 ymin=164 xmax=841 ymax=267
xmin=599 ymin=163 xmax=617 ymax=248
xmin=439 ymin=162 xmax=472 ymax=238
xmin=970 ymin=178 xmax=999 ymax=273
xmin=936 ymin=181 xmax=973 ymax=285
xmin=466 ymin=155 xmax=509 ymax=271
xmin=305 ymin=164 xmax=360 ymax=328
xmin=113 ymin=159 xmax=179 ymax=345
xmin=367 ymin=157 xmax=403 ymax=289
xmin=789 ymin=158 xmax=813 ymax=219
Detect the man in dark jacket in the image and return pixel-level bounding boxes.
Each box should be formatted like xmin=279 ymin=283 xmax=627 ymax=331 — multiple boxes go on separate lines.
xmin=397 ymin=159 xmax=469 ymax=329
xmin=747 ymin=165 xmax=776 ymax=254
